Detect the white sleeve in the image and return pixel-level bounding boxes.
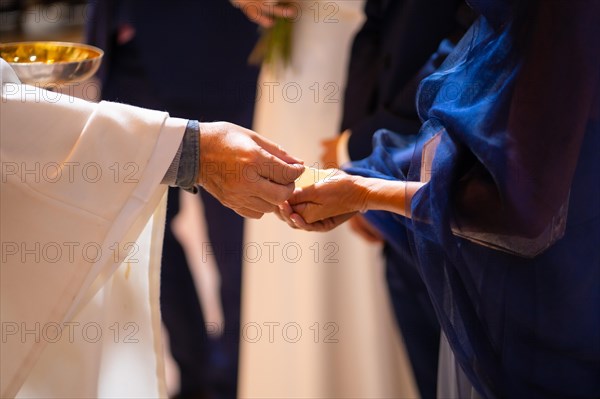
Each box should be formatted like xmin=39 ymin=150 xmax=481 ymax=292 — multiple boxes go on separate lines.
xmin=0 ymin=61 xmax=186 ymax=398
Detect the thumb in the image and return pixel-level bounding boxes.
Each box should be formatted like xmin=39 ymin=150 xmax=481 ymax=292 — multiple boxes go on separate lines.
xmin=290 ymin=202 xmax=322 ymax=224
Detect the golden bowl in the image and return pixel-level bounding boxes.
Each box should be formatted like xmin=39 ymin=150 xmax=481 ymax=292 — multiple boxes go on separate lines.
xmin=0 ymin=41 xmax=103 ymax=85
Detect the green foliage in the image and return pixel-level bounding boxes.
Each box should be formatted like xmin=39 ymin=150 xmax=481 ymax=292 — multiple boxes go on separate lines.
xmin=248 ymin=17 xmax=293 ymax=69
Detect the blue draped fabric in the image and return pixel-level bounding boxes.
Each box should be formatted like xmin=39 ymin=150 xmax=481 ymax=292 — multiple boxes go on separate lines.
xmin=346 ymin=1 xmax=600 ymax=397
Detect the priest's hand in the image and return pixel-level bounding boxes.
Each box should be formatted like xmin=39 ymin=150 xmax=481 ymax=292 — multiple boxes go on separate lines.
xmin=231 ymin=0 xmax=298 ymax=27
xmin=198 ymin=122 xmax=304 ymax=219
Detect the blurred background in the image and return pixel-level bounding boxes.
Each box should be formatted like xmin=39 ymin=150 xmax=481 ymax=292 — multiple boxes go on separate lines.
xmin=0 ymin=0 xmax=87 ymax=42
xmin=1 ymin=2 xmax=419 ymax=398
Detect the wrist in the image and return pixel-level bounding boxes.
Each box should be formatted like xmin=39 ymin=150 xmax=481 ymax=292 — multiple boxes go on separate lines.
xmin=347 ymin=175 xmax=378 ymax=213
xmin=168 ymin=120 xmax=199 ymax=194
xmin=197 ymin=122 xmax=224 ymax=186
xmin=363 ymin=178 xmax=388 ymax=213
xmin=352 ymin=177 xmax=423 ymax=218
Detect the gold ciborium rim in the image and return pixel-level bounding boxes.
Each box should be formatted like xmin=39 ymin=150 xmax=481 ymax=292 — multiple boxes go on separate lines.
xmin=0 ymin=41 xmax=104 ymax=64
xmin=0 ymin=41 xmax=104 ymax=85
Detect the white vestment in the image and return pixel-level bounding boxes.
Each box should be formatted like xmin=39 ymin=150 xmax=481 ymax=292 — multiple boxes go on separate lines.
xmin=0 ymin=59 xmax=187 ymax=398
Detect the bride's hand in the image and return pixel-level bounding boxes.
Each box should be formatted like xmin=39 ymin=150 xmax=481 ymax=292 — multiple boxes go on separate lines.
xmin=279 ymin=169 xmax=370 ymax=231
xmin=277 ymin=167 xmax=422 ymax=232
xmin=278 ymin=200 xmax=356 ymax=232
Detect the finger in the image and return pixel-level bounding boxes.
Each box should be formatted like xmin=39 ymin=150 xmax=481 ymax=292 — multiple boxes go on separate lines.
xmin=273 ymin=206 xmax=285 ymax=221
xmin=314 ymin=213 xmax=356 ymax=231
xmin=302 ymin=203 xmax=351 ymax=224
xmin=251 ymin=147 xmax=304 ymax=185
xmin=289 ymin=201 xmax=309 ymax=215
xmin=287 ymin=186 xmax=319 ymax=206
xmin=288 ymin=212 xmax=316 ymax=230
xmin=280 ymin=201 xmax=299 ymax=228
xmin=290 ymin=196 xmax=345 ymax=224
xmin=244 ymin=196 xmax=279 ymax=214
xmin=233 ymin=207 xmax=264 ymax=219
xmin=290 ymin=202 xmax=335 ymax=225
xmin=276 ymin=203 xmax=299 ymax=229
xmin=329 ymin=213 xmax=357 ymax=228
xmin=278 ymin=200 xmax=294 ymax=218
xmin=292 ymin=214 xmax=341 ymax=232
xmin=252 ymin=133 xmax=304 ymax=165
xmin=290 ymin=213 xmax=353 ymax=232
xmin=246 ymin=178 xmax=295 ymax=205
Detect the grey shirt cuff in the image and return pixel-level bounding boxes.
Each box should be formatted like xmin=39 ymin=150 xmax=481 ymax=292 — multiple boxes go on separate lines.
xmin=161 ymin=119 xmax=199 ymax=194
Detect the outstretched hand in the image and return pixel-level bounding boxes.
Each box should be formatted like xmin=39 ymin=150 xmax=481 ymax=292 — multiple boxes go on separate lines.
xmin=198 ymin=122 xmax=304 ymax=219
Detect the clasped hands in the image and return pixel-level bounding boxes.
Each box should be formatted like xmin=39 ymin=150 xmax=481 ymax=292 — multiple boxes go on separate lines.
xmin=278 ymin=171 xmax=423 ymax=232
xmin=198 ymin=122 xmax=420 ymax=230
xmin=196 ymin=123 xmax=375 ymax=228
xmin=276 ymin=168 xmax=368 ymax=232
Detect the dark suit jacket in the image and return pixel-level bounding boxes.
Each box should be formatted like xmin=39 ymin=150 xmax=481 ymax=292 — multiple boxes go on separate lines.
xmin=340 ymin=2 xmax=475 ymax=398
xmin=341 ymin=0 xmax=473 ymax=160
xmin=86 ymin=0 xmax=259 ymax=122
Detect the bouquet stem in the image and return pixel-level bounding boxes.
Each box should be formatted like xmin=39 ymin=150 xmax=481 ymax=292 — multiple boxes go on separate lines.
xmin=248 ymin=14 xmax=294 ymax=69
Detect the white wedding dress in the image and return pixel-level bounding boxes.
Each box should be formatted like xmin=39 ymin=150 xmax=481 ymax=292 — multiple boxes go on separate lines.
xmin=238 ymin=2 xmax=418 ymax=398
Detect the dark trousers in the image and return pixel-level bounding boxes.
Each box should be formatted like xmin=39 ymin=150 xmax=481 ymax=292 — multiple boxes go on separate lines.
xmin=103 ymin=37 xmax=245 ymax=399
xmin=161 ymin=189 xmax=243 ymax=399
xmin=384 ymin=244 xmax=440 ymax=399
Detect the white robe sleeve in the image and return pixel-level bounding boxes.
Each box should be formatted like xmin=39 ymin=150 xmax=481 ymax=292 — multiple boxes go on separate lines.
xmin=0 ymin=59 xmax=187 ymax=398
